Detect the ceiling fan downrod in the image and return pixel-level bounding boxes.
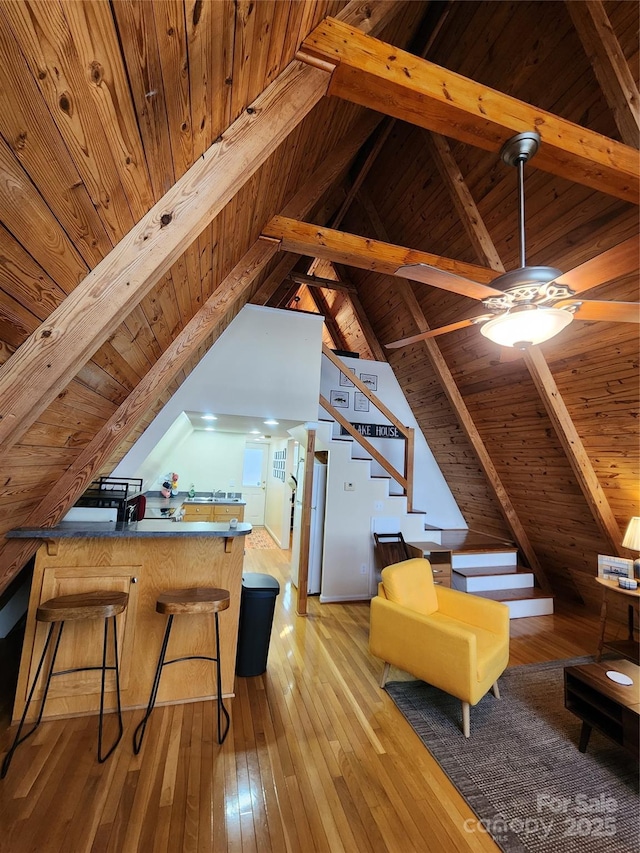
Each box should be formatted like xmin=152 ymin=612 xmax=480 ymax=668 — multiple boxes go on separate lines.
xmin=500 ymin=131 xmax=540 ymax=269
xmin=483 ymin=132 xmax=564 ymax=300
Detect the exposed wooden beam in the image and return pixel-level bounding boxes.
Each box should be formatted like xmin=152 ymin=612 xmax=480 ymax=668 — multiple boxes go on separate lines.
xmin=251 ymin=255 xmax=304 ymax=307
xmin=0 ymin=0 xmax=406 ymax=455
xmin=347 ymin=289 xmax=388 ymax=362
xmin=425 ymin=133 xmax=506 ymax=272
xmin=287 ymin=272 xmax=356 ymax=293
xmin=332 ymin=262 xmax=388 ymax=361
xmin=328 ymin=117 xmax=397 ymax=229
xmin=300 ymin=18 xmax=639 ymax=203
xmin=358 ymin=187 xmax=550 ymax=591
xmin=524 ymin=347 xmax=625 ymax=556
xmin=262 ymin=216 xmax=500 ymax=299
xmin=308 ymin=288 xmax=349 ymax=351
xmin=566 ymin=0 xmax=640 ymax=148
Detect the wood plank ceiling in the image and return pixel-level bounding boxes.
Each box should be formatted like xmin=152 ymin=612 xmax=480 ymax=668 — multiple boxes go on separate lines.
xmin=0 ymin=0 xmax=637 ymax=608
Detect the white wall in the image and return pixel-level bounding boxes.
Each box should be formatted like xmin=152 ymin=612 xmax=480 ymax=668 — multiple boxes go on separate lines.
xmin=319 ymin=354 xmax=464 ymax=528
xmin=165 ymin=431 xmax=247 ymax=494
xmin=113 ymin=305 xmax=324 ymax=490
xmin=264 ymin=438 xmax=295 ymax=547
xmin=134 ymin=412 xmax=193 ymax=490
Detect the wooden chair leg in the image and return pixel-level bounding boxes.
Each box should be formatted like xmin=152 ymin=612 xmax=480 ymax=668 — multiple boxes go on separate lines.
xmin=491 ymin=681 xmax=501 ymax=699
xmin=461 ymin=701 xmax=470 ymax=738
xmin=380 ymin=662 xmax=390 ymax=688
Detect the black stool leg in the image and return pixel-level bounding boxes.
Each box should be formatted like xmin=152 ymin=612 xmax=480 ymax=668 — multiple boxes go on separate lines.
xmin=97 ymin=615 xmax=124 ymax=763
xmin=133 ymin=615 xmax=174 ymax=754
xmin=214 ymin=611 xmax=230 ymax=745
xmin=1 ymin=621 xmax=65 ymax=779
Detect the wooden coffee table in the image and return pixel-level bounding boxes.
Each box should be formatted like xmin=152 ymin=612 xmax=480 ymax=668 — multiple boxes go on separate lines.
xmin=564 ymin=659 xmax=640 ymax=754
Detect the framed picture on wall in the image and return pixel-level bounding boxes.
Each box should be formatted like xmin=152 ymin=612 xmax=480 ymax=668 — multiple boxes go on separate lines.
xmin=354 ymin=391 xmax=370 ymax=412
xmin=339 ymin=369 xmax=355 ymax=387
xmin=330 ymin=389 xmax=349 ymax=408
xmin=360 ymin=373 xmax=378 ymax=391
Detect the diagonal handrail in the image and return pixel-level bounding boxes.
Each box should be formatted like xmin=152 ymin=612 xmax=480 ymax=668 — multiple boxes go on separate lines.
xmin=321 ymin=346 xmax=414 ymax=510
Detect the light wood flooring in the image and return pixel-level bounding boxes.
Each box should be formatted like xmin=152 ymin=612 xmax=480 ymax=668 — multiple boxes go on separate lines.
xmin=0 ymin=547 xmax=605 ymax=852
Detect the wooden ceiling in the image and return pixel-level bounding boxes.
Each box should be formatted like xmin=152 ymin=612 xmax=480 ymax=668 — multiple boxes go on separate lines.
xmin=0 ymin=1 xmax=637 ymax=606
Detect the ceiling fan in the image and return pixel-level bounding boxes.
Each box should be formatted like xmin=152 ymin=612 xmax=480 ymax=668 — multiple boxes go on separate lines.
xmin=386 ymin=131 xmax=639 ymax=351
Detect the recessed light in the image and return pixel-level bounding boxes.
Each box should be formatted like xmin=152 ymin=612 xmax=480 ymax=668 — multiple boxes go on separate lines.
xmin=201 ymin=414 xmax=217 ymax=421
xmin=250 ymin=430 xmax=261 ymax=434
xmin=264 ymin=419 xmax=279 ymax=426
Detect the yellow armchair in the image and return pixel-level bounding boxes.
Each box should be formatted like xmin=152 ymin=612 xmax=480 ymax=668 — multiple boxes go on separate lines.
xmin=369 ymin=558 xmax=510 ymax=737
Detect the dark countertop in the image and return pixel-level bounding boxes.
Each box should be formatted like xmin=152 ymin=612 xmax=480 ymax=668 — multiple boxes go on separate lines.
xmin=6 ymin=520 xmax=253 ymax=539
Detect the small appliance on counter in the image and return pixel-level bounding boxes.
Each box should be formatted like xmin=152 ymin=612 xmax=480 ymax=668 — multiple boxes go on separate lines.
xmin=71 ymin=476 xmax=144 ymax=522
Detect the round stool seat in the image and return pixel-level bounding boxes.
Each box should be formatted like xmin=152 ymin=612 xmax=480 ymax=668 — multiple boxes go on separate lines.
xmin=37 ymin=591 xmax=129 ymax=623
xmin=156 ymin=587 xmax=230 ymax=615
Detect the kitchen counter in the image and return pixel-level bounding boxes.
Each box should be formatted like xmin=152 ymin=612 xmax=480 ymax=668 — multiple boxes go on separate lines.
xmin=7 ymin=519 xmax=252 ymax=538
xmin=9 ymin=518 xmax=251 ymax=724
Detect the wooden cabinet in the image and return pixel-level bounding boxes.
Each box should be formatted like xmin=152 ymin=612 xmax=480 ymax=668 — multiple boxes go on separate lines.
xmin=406 ymin=541 xmax=452 ymax=588
xmin=181 ymin=503 xmax=244 ymax=522
xmin=212 ymin=504 xmax=244 ymax=522
xmin=182 ymin=504 xmax=213 ymax=521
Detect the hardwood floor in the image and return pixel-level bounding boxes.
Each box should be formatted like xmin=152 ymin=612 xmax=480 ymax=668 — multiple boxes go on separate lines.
xmin=0 ymin=547 xmax=603 ymax=852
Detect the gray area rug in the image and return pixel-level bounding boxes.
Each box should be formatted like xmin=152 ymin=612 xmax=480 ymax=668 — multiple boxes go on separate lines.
xmin=385 ymin=658 xmax=639 ymax=853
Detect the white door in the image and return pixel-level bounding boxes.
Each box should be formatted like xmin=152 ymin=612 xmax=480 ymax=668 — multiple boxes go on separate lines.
xmin=242 ymin=442 xmax=268 ymax=526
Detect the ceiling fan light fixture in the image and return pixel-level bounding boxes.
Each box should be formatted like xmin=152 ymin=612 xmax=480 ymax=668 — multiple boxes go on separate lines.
xmin=480 ymin=305 xmax=574 ymax=349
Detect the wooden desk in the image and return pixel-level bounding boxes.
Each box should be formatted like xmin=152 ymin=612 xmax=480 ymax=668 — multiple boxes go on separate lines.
xmin=594 ymin=576 xmax=640 ymax=664
xmin=564 ymin=659 xmax=640 ymax=754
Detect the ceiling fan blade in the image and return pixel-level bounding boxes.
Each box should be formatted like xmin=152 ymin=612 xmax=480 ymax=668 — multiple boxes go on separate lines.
xmin=555 ymin=299 xmax=640 ymax=323
xmin=386 ymin=315 xmax=493 ymax=349
xmin=554 ymin=237 xmax=638 ymax=294
xmin=395 ymin=263 xmax=503 ymax=301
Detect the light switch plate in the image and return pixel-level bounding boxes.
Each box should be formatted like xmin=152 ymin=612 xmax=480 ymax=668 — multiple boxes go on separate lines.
xmin=344 ymin=482 xmax=355 ymax=491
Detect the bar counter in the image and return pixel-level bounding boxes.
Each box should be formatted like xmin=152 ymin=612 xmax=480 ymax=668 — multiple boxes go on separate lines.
xmin=7 ymin=520 xmax=252 ymax=723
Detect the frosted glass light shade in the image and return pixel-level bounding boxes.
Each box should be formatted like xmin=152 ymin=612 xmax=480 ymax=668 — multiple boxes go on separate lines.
xmin=480 ymin=307 xmax=573 ymax=349
xmin=622 ymin=517 xmax=640 ymax=551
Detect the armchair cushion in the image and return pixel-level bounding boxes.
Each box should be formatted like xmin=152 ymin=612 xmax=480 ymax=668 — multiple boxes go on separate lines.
xmin=381 ymin=558 xmax=438 ymax=616
xmin=429 ymin=613 xmax=508 ymax=683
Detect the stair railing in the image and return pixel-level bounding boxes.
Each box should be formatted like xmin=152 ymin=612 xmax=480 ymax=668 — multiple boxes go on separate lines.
xmin=320 ymin=345 xmax=415 ymax=511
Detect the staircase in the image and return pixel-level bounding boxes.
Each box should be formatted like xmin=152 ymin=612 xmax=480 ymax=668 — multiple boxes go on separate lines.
xmin=422 ymin=529 xmax=554 ymax=619
xmin=307 ymin=400 xmax=553 ymax=616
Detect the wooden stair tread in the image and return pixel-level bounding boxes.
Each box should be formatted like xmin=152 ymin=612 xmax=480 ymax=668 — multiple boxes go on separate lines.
xmin=438 ymin=529 xmax=516 ymax=552
xmin=452 ymin=565 xmax=530 ymax=578
xmin=473 ymin=588 xmax=553 ymax=602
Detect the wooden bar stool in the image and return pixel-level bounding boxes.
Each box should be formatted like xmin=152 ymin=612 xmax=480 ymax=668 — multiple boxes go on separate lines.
xmin=1 ymin=590 xmax=129 ymax=779
xmin=133 ymin=587 xmax=231 ymax=754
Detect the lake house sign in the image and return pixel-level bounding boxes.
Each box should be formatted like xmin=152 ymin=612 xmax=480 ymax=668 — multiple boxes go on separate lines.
xmin=340 ymin=422 xmax=403 ymax=439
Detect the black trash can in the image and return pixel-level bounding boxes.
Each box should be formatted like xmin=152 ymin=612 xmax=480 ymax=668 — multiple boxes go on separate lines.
xmin=236 ymin=572 xmax=281 ymax=676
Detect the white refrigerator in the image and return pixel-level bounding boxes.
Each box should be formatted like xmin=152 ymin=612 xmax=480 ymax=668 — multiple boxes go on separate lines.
xmin=291 ymin=459 xmax=326 ymax=595
xmin=308 ymin=461 xmax=327 ymax=595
